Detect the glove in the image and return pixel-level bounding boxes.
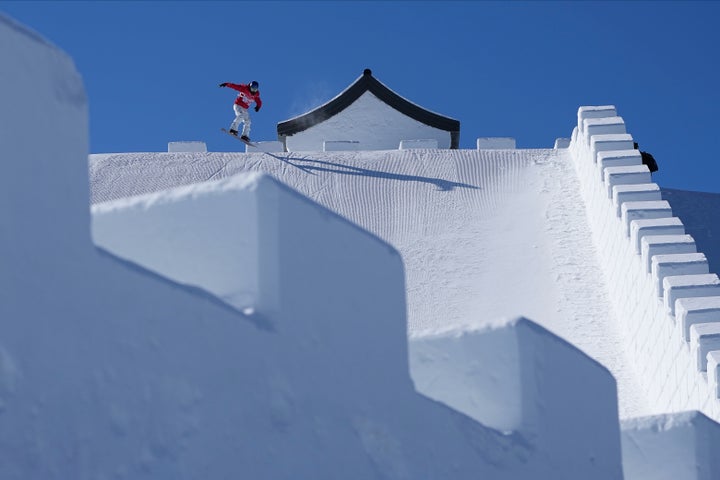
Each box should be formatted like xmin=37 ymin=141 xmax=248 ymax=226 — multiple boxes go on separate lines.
xmin=254 ymin=105 xmax=260 ymax=112
xmin=219 ymin=82 xmax=227 ymax=88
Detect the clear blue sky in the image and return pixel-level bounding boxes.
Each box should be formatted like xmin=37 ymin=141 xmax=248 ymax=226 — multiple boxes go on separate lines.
xmin=3 ymin=1 xmax=720 ymax=193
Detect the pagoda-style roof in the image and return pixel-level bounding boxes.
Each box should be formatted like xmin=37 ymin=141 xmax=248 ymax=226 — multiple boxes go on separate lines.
xmin=277 ymin=69 xmax=460 ymax=149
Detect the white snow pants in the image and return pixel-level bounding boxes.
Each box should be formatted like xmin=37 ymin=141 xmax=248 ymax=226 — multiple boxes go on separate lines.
xmin=230 ymin=104 xmax=251 ymax=136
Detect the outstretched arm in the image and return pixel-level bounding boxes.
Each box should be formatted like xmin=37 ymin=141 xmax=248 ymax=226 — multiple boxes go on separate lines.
xmin=224 ymin=82 xmax=243 ymax=92
xmin=218 ymin=82 xmax=243 ymax=91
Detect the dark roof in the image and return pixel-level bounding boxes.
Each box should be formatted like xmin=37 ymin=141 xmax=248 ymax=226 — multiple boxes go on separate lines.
xmin=277 ymin=69 xmax=460 ymax=148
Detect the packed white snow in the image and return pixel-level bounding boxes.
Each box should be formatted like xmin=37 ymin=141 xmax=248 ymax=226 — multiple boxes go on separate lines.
xmin=9 ymin=8 xmax=720 ymax=479
xmin=90 ymin=147 xmax=648 ymax=417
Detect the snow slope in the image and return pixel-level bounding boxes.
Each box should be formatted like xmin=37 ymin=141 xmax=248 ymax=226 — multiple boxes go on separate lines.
xmin=90 ymin=147 xmax=648 ymax=417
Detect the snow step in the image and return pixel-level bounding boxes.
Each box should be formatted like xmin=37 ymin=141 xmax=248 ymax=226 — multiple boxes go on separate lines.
xmin=605 ymin=165 xmax=652 ymax=199
xmin=676 ymin=296 xmax=720 ymax=342
xmin=651 ymin=253 xmax=708 ymax=297
xmin=690 ymin=323 xmax=720 ymax=372
xmin=622 ymin=201 xmax=672 ymax=237
xmin=597 ymin=150 xmax=642 ymax=180
xmin=630 ymin=217 xmax=685 ymax=254
xmin=613 ymin=183 xmax=662 ymax=217
xmin=584 ymin=116 xmax=627 ymax=145
xmin=578 ymin=105 xmax=617 ymax=133
xmin=590 ymin=133 xmax=634 ymax=163
xmin=641 ymin=234 xmax=696 ymax=274
xmin=664 ymin=274 xmax=720 ymax=317
xmin=476 ymin=137 xmax=516 ymax=149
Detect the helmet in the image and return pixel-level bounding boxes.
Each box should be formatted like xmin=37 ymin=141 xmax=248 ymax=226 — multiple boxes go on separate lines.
xmin=249 ymin=81 xmax=259 ymax=93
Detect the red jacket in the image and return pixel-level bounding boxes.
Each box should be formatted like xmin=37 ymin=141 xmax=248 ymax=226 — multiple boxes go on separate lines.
xmin=225 ymin=83 xmax=262 ymax=110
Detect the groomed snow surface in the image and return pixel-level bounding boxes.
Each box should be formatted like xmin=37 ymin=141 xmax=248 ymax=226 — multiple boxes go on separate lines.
xmin=90 ymin=147 xmax=648 ymax=418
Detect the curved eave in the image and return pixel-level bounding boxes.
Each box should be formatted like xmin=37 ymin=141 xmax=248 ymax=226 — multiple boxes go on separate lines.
xmin=277 ymin=69 xmax=461 ymax=148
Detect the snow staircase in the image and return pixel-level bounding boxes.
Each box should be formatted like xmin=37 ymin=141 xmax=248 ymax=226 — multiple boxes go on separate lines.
xmin=570 ymin=106 xmax=720 ymax=419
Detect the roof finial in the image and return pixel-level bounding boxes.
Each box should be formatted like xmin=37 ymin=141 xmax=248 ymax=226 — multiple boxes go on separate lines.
xmin=363 ymin=68 xmax=372 ymax=76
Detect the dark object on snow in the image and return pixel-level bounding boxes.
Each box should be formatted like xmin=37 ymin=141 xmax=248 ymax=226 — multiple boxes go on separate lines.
xmin=634 ymin=142 xmax=659 ymax=172
xmin=642 ymin=152 xmax=659 ymax=172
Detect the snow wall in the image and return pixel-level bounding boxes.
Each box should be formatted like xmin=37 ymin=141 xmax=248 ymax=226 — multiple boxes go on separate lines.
xmin=410 ymin=317 xmax=621 ymax=469
xmin=91 ymin=179 xmax=624 ymax=479
xmin=1 ymin=13 xmax=629 ymax=480
xmin=568 ymin=106 xmax=720 ymax=422
xmin=621 ymin=411 xmax=720 ymax=480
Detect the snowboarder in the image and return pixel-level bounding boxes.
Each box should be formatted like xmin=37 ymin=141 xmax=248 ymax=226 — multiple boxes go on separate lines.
xmin=219 ymin=80 xmax=262 ymax=142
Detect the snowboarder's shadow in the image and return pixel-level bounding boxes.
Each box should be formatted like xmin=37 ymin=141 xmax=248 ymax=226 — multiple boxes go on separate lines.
xmin=263 ymin=153 xmax=479 ymax=192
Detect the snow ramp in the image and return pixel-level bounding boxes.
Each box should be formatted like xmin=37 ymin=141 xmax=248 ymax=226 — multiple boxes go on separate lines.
xmin=90 ymin=146 xmax=646 ymax=417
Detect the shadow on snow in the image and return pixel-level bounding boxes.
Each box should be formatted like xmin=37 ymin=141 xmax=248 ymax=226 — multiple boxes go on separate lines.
xmin=263 ymin=153 xmax=480 ymax=192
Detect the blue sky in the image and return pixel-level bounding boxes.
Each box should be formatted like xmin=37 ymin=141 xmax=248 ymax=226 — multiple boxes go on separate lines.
xmin=3 ymin=1 xmax=720 ymax=193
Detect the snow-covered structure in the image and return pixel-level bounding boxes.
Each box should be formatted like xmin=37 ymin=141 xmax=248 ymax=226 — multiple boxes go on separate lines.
xmin=569 ymin=108 xmax=720 ymax=421
xmin=276 ymin=68 xmax=460 ymax=151
xmin=167 ymin=140 xmax=207 ymax=153
xmin=4 ymin=12 xmax=720 ymax=480
xmin=621 ymin=412 xmax=720 ymax=480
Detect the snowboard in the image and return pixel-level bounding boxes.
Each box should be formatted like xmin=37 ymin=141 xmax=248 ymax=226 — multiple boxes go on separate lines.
xmin=221 ymin=128 xmax=257 ymax=147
